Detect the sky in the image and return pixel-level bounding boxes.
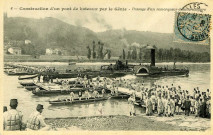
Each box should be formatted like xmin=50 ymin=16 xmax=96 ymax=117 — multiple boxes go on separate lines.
xmin=3 ymin=0 xmax=211 ymax=33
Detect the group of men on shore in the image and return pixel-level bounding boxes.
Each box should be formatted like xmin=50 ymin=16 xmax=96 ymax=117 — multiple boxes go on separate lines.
xmin=62 ymin=76 xmax=211 ymax=119
xmin=87 ymin=77 xmax=211 ymax=118
xmin=3 ymin=99 xmax=50 ymax=131
xmin=142 ymin=86 xmax=211 ymax=118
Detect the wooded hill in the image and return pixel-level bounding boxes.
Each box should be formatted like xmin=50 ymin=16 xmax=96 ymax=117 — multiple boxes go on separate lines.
xmin=4 ymin=17 xmax=210 ymax=58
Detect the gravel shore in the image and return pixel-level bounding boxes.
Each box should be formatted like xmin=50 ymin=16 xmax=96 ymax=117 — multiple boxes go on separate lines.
xmin=45 ymin=114 xmax=211 ymax=131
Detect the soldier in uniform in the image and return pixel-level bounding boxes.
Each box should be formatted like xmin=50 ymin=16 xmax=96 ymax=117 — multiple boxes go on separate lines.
xmin=3 ymin=106 xmax=7 ymax=112
xmin=157 ymin=95 xmax=164 ymax=116
xmin=184 ymin=96 xmax=191 ymax=116
xmin=27 ymin=104 xmax=50 ymax=131
xmin=3 ymin=99 xmax=23 ymax=131
xmin=128 ymin=94 xmax=136 ymax=116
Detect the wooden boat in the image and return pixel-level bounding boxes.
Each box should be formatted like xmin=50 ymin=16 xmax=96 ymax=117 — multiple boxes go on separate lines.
xmin=24 ymin=86 xmax=39 ymax=91
xmin=18 ymin=74 xmax=38 ymax=80
xmin=4 ymin=66 xmax=15 ymax=69
xmin=68 ymin=62 xmax=76 ymax=65
xmin=5 ymin=71 xmax=36 ymax=76
xmin=109 ymin=94 xmax=130 ymax=99
xmin=49 ymin=97 xmax=109 ymax=105
xmin=32 ymin=87 xmax=110 ymax=96
xmin=19 ymin=80 xmax=35 ymax=86
xmin=32 ymin=87 xmax=84 ymax=96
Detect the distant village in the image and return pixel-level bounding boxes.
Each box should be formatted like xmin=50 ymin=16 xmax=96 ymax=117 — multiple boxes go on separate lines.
xmin=3 ymin=38 xmax=114 ymax=61
xmin=4 ymin=39 xmax=68 ymax=56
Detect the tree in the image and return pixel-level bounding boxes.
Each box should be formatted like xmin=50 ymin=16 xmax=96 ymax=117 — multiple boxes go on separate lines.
xmin=92 ymin=41 xmax=96 ymax=59
xmin=127 ymin=50 xmax=131 ymax=59
xmin=100 ymin=43 xmax=104 ymax=59
xmin=87 ymin=46 xmax=91 ymax=59
xmin=139 ymin=48 xmax=142 ymax=60
xmin=132 ymin=48 xmax=137 ymax=60
xmin=107 ymin=49 xmax=111 ymax=59
xmin=122 ymin=49 xmax=126 ymax=59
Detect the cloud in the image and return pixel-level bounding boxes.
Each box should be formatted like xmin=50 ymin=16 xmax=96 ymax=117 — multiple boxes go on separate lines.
xmin=74 ymin=17 xmax=90 ymax=27
xmin=90 ymin=13 xmax=112 ymax=30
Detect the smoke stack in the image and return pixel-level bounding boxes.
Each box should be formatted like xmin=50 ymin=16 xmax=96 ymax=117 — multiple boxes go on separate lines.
xmin=150 ymin=49 xmax=155 ymax=66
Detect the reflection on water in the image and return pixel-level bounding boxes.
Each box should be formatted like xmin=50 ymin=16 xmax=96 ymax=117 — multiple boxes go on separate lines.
xmin=3 ymin=62 xmax=210 ymax=121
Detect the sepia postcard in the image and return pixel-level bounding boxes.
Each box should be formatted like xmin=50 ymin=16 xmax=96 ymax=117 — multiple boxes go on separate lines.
xmin=0 ymin=0 xmax=212 ymax=134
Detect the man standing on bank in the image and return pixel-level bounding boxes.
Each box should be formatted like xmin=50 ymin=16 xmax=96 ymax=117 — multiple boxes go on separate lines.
xmin=3 ymin=99 xmax=24 ymax=131
xmin=184 ymin=96 xmax=191 ymax=116
xmin=27 ymin=104 xmax=50 ymax=131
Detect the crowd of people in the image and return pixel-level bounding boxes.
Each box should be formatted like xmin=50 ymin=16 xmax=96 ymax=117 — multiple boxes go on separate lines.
xmin=71 ymin=76 xmax=211 ymax=118
xmin=56 ymin=76 xmax=211 ymax=119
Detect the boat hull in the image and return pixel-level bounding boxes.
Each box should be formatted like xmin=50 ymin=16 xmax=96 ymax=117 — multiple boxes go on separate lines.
xmin=32 ymin=88 xmax=111 ymax=96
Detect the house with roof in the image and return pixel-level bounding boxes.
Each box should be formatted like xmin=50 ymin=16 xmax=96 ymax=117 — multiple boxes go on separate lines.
xmin=7 ymin=47 xmax=22 ymax=55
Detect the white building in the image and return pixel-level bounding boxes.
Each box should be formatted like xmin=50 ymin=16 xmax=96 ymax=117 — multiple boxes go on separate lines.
xmin=45 ymin=48 xmax=60 ymax=55
xmin=46 ymin=48 xmax=53 ymax=55
xmin=8 ymin=47 xmax=22 ymax=55
xmin=25 ymin=40 xmax=31 ymax=45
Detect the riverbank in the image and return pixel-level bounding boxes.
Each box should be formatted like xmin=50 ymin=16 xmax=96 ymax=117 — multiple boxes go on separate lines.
xmin=45 ymin=114 xmax=211 ymax=131
xmin=4 ymin=54 xmax=210 ymax=63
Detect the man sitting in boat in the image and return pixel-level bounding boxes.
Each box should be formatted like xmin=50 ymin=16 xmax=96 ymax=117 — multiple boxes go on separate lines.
xmin=93 ymin=90 xmax=99 ymax=98
xmin=78 ymin=90 xmax=83 ymax=100
xmin=111 ymin=86 xmax=115 ymax=96
xmin=85 ymin=90 xmax=90 ymax=100
xmin=35 ymin=88 xmax=40 ymax=93
xmin=70 ymin=92 xmax=75 ymax=102
xmin=101 ymin=88 xmax=106 ymax=97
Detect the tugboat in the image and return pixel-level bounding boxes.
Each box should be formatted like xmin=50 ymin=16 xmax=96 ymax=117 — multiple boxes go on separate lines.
xmin=133 ymin=48 xmax=189 ymax=76
xmin=99 ymin=60 xmax=135 ymax=77
xmin=100 ymin=48 xmax=189 ymax=77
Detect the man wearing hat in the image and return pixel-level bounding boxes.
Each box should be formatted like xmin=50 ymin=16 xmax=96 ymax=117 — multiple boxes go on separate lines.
xmin=3 ymin=99 xmax=23 ymax=131
xmin=3 ymin=106 xmax=7 ymax=112
xmin=27 ymin=104 xmax=50 ymax=131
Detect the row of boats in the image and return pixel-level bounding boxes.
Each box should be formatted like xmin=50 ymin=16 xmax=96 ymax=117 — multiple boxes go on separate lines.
xmin=17 ymin=76 xmax=135 ymax=106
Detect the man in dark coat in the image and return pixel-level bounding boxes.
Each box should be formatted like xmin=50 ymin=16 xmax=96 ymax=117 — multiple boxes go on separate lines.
xmin=200 ymin=98 xmax=207 ymax=118
xmin=184 ymin=96 xmax=191 ymax=116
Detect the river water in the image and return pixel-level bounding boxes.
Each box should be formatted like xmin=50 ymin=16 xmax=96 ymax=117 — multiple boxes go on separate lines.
xmin=3 ymin=62 xmax=210 ymax=122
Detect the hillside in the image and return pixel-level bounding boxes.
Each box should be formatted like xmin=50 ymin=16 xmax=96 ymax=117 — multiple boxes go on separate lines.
xmin=4 ymin=17 xmax=210 ymax=57
xmin=4 ymin=17 xmax=99 ymax=55
xmin=97 ymin=29 xmax=210 ymax=53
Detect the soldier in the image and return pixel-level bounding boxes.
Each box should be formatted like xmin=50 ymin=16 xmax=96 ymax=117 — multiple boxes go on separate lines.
xmin=146 ymin=96 xmax=153 ymax=116
xmin=70 ymin=92 xmax=75 ymax=102
xmin=206 ymin=96 xmax=211 ymax=118
xmin=157 ymin=95 xmax=164 ymax=116
xmin=101 ymin=88 xmax=106 ymax=97
xmin=27 ymin=104 xmax=50 ymax=131
xmin=78 ymin=90 xmax=83 ymax=100
xmin=3 ymin=99 xmax=23 ymax=131
xmin=3 ymin=106 xmax=7 ymax=112
xmin=184 ymin=96 xmax=191 ymax=116
xmin=85 ymin=90 xmax=90 ymax=100
xmin=128 ymin=95 xmax=136 ymax=116
xmin=93 ymin=90 xmax=99 ymax=98
xmin=194 ymin=98 xmax=200 ymax=117
xmin=170 ymin=97 xmax=175 ymax=116
xmin=151 ymin=92 xmax=156 ymax=113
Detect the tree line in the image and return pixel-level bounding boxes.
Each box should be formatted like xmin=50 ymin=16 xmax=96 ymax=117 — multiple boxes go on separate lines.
xmin=87 ymin=41 xmax=111 ymax=60
xmin=121 ymin=47 xmax=210 ymax=62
